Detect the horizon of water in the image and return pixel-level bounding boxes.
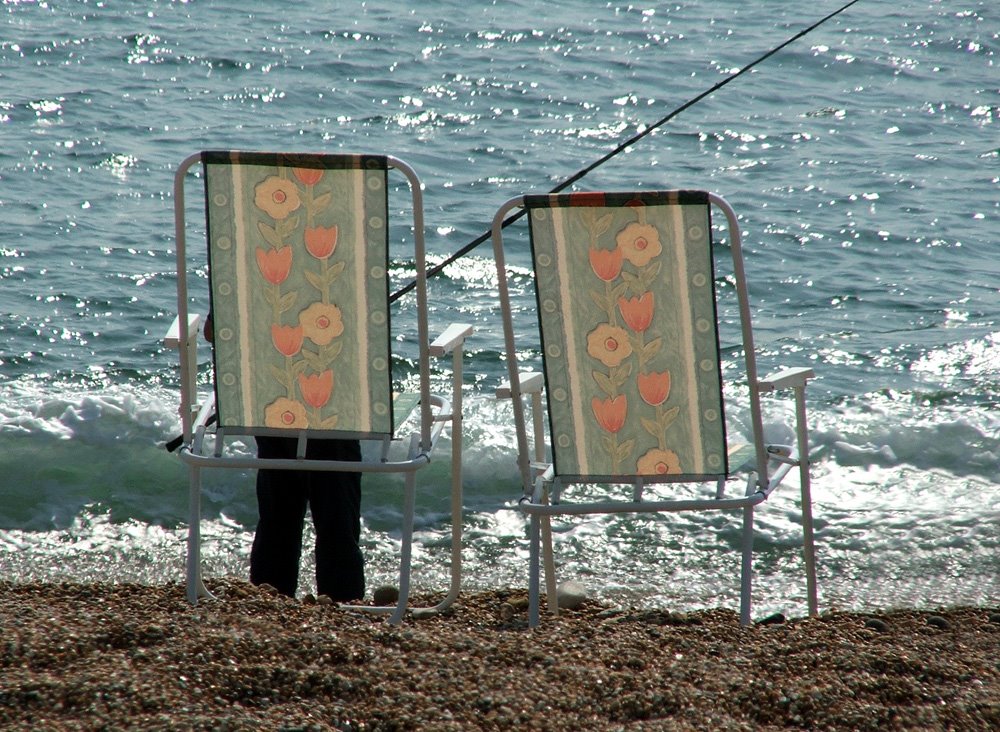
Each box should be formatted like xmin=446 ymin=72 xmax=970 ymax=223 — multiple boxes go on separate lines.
xmin=0 ymin=0 xmax=997 ymax=618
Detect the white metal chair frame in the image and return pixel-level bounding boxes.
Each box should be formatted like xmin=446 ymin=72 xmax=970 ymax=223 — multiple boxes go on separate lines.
xmin=166 ymin=151 xmax=471 ymax=624
xmin=491 ymin=191 xmax=818 ymax=627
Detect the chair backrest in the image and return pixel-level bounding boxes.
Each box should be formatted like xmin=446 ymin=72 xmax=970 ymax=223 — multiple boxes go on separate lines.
xmin=498 ymin=191 xmax=743 ymax=485
xmin=175 ymin=151 xmax=432 ymax=443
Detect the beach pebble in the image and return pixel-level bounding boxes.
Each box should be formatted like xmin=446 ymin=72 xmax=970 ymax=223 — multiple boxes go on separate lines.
xmin=506 ymin=596 xmax=529 ymax=610
xmin=667 ymin=611 xmax=697 ymax=626
xmin=0 ymin=581 xmax=995 ymax=731
xmin=756 ymin=612 xmax=786 ymax=626
xmin=927 ymin=615 xmax=950 ymax=630
xmin=627 ymin=609 xmax=698 ymax=626
xmin=373 ymin=585 xmax=399 ymax=606
xmin=556 ymin=581 xmax=587 ymax=610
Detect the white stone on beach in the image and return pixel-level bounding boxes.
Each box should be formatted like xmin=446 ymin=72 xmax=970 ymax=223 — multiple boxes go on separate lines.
xmin=556 ymin=580 xmax=587 ymax=610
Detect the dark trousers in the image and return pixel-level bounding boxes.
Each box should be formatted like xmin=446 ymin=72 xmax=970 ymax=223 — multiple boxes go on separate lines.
xmin=250 ymin=436 xmax=364 ymax=601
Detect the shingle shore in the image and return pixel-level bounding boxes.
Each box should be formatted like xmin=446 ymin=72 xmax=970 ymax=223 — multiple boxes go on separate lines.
xmin=1 ymin=580 xmax=998 ymax=730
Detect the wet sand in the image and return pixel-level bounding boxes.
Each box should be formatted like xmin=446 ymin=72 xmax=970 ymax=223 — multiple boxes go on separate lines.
xmin=1 ymin=579 xmax=998 ymax=730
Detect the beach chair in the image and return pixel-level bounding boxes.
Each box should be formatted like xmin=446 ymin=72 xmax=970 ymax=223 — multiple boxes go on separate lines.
xmin=490 ymin=190 xmax=818 ymax=627
xmin=165 ymin=151 xmax=471 ymax=624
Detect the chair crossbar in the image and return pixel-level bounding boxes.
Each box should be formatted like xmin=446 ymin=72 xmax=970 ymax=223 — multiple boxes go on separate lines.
xmin=519 ymin=493 xmax=766 ymax=516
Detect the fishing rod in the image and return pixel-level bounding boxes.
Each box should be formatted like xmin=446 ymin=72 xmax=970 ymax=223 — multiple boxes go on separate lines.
xmin=389 ymin=0 xmax=863 ymax=304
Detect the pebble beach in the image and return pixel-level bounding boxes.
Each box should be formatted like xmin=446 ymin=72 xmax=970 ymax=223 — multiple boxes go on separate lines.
xmin=2 ymin=580 xmax=998 ymax=731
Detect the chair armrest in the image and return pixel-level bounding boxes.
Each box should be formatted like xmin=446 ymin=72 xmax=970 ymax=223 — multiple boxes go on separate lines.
xmin=429 ymin=323 xmax=473 ymax=357
xmin=758 ymin=367 xmax=815 ymax=393
xmin=164 ymin=313 xmax=202 ymax=349
xmin=496 ymin=371 xmax=544 ymax=399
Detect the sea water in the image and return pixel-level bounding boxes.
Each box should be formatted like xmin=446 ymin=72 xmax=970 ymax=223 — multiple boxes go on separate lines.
xmin=0 ymin=0 xmax=997 ymax=617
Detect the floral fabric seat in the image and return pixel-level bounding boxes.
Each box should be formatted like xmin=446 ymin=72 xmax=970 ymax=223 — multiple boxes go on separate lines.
xmin=203 ymin=152 xmax=394 ymax=438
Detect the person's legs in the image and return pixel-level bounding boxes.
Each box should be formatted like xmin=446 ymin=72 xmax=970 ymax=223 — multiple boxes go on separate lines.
xmin=305 ymin=439 xmax=364 ymax=601
xmin=250 ymin=436 xmax=309 ymax=597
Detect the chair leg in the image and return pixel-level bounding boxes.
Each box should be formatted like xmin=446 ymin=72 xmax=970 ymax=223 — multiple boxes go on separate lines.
xmin=344 ymin=416 xmax=462 ymax=623
xmin=389 ymin=475 xmax=417 ymax=626
xmin=186 ymin=465 xmax=213 ymax=604
xmin=800 ymin=472 xmax=819 ymax=617
xmin=528 ymin=513 xmax=541 ymax=628
xmin=541 ymin=515 xmax=558 ymax=616
xmin=407 ymin=414 xmax=464 ymax=618
xmin=433 ymin=394 xmax=464 ymax=614
xmin=795 ymin=385 xmax=819 ymax=617
xmin=740 ymin=504 xmax=754 ymax=626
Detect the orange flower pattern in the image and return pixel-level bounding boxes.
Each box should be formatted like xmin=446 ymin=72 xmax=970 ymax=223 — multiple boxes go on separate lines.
xmin=619 ymin=292 xmax=654 ymax=333
xmin=305 ymin=225 xmax=338 ymax=260
xmin=589 ymin=246 xmax=623 ymax=282
xmin=256 ymin=246 xmax=292 ymax=285
xmin=298 ymin=370 xmax=334 ymax=409
xmin=293 ymin=167 xmax=324 ymax=187
xmin=592 ymin=395 xmax=627 ymax=433
xmin=271 ymin=324 xmax=304 ymax=357
xmin=637 ymin=370 xmax=671 ymax=406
